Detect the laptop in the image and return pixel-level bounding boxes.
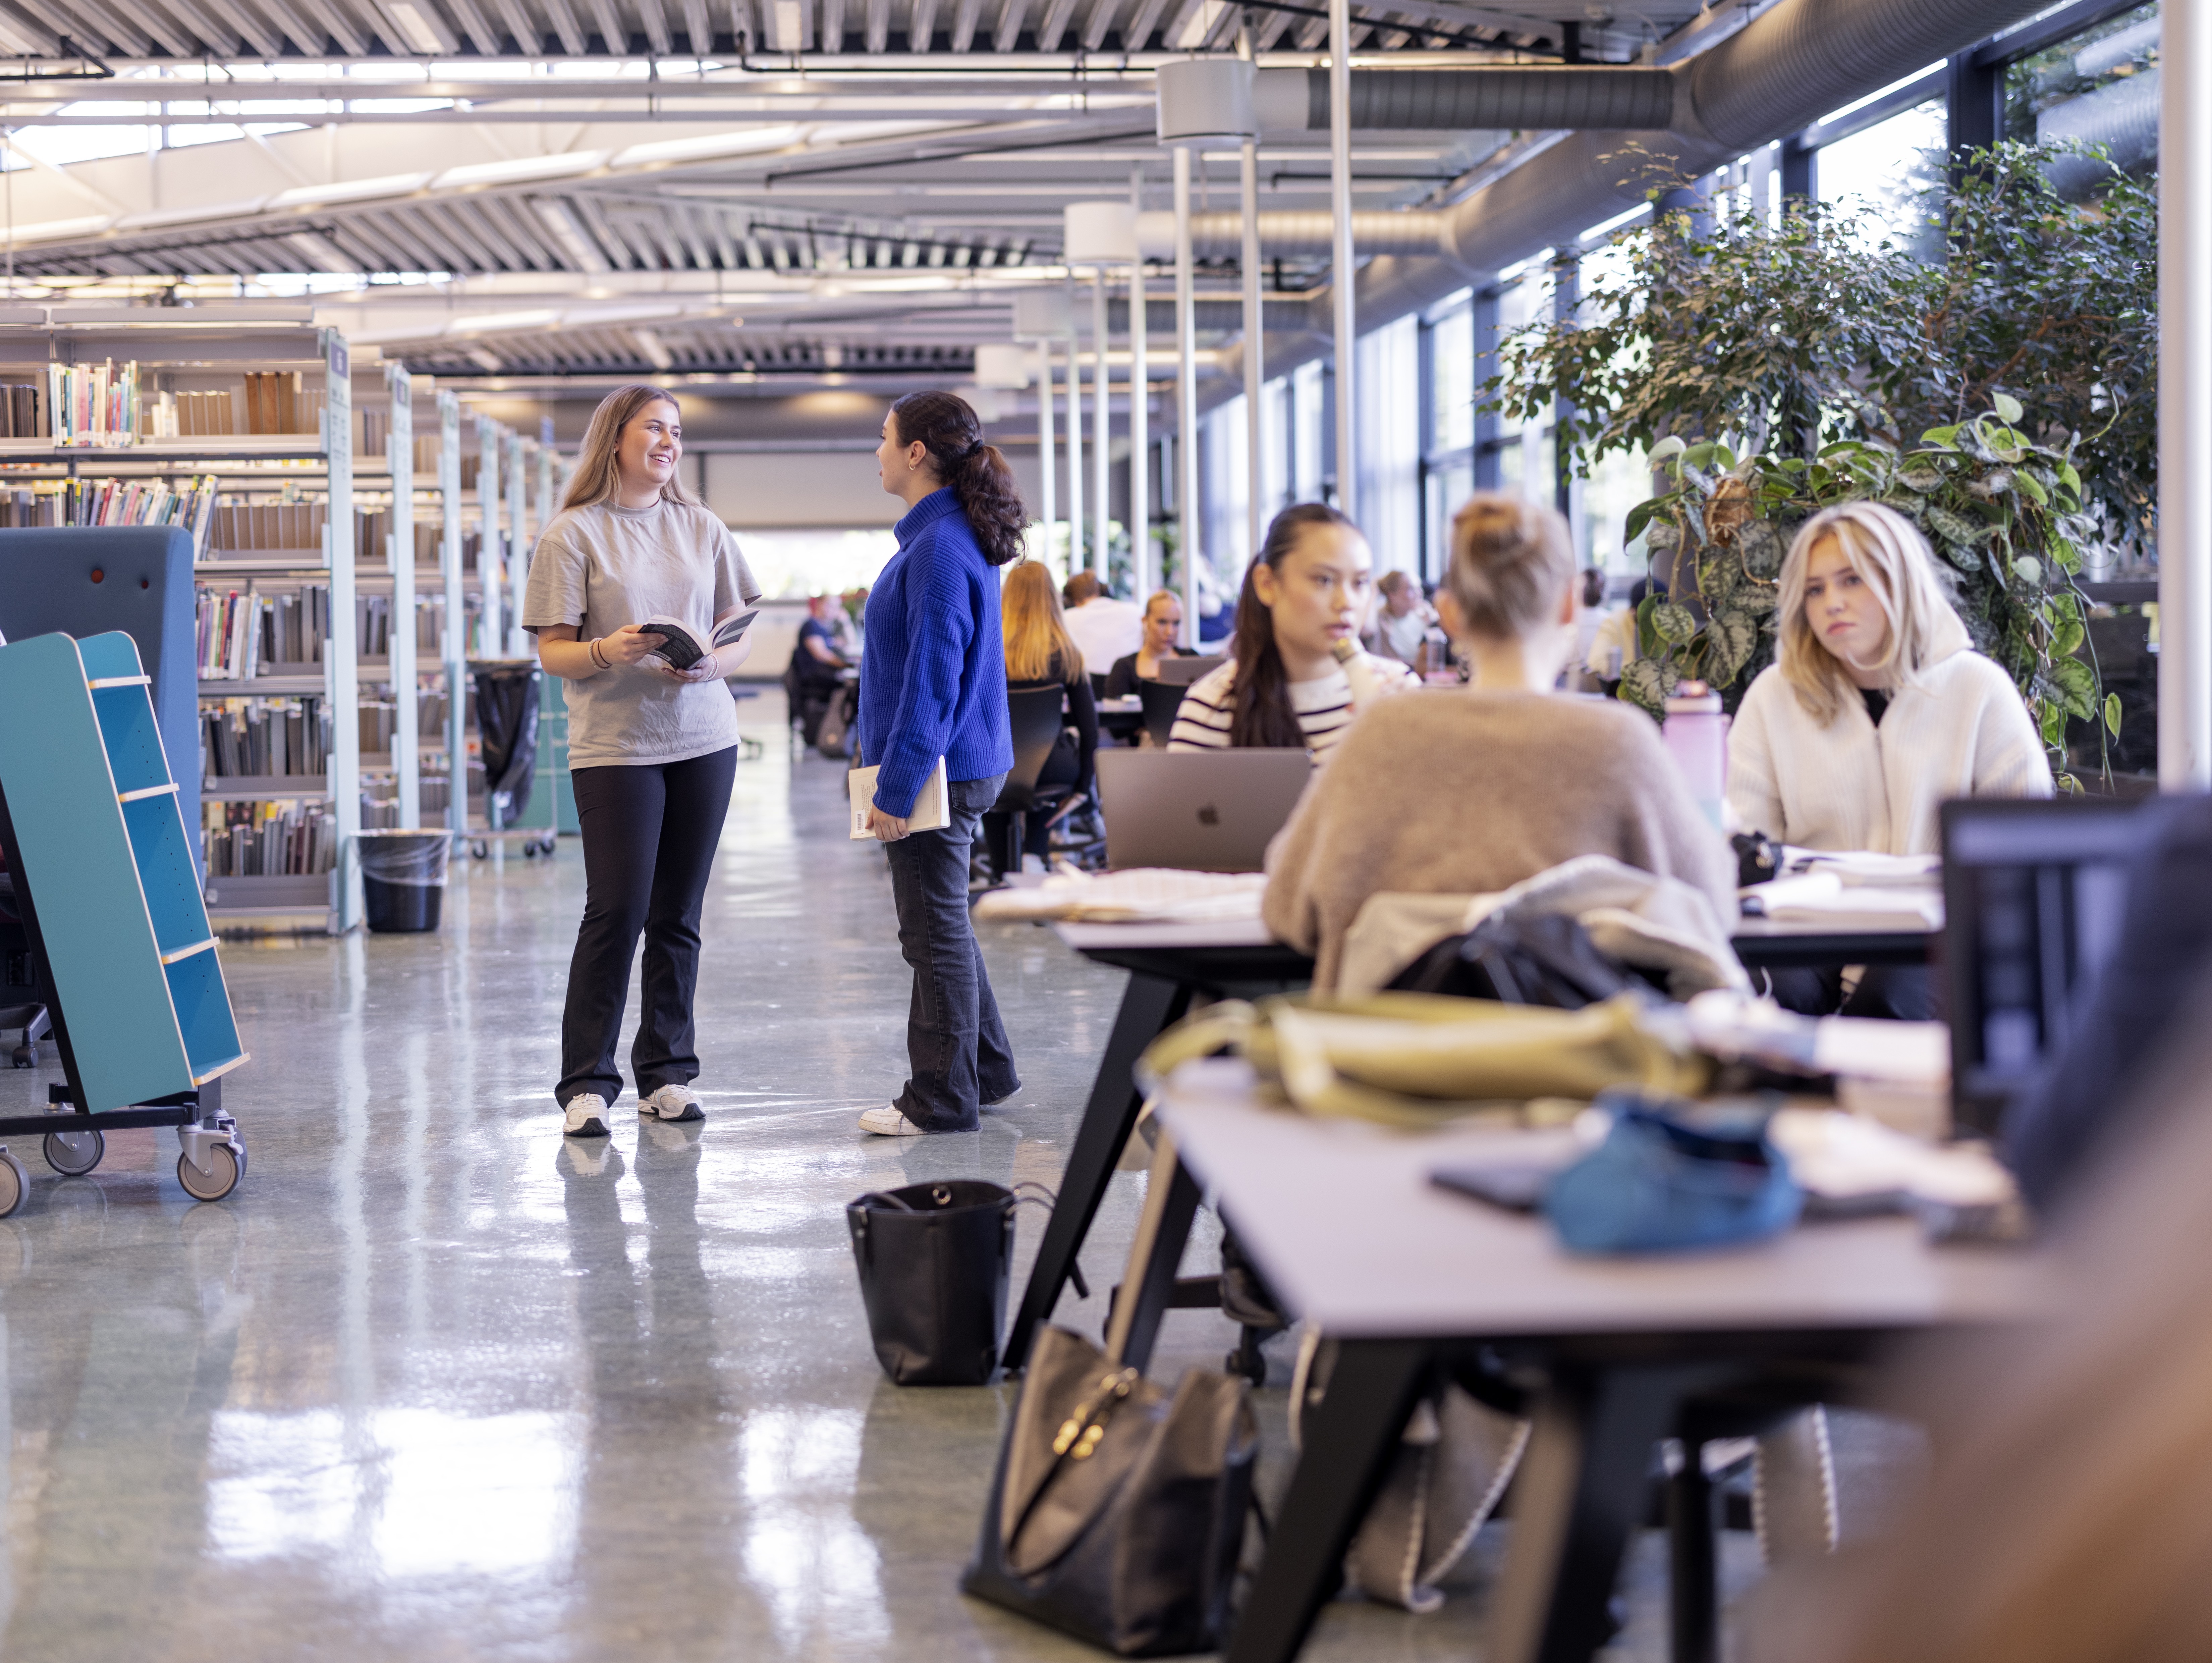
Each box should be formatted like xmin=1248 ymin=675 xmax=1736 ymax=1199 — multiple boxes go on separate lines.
xmin=1094 ymin=749 xmax=1314 ymax=872
xmin=1940 ymin=795 xmax=2150 ymax=1136
xmin=1153 ymin=654 xmax=1227 ymax=687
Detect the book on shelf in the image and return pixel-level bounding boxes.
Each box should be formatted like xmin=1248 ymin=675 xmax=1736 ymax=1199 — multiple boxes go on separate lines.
xmin=201 ymin=695 xmax=330 ymax=781
xmin=0 ymin=382 xmax=45 ymax=439
xmin=47 ymin=360 xmax=140 ymax=447
xmin=203 ymin=798 xmax=337 ymax=880
xmin=197 ymin=581 xmax=332 ymax=677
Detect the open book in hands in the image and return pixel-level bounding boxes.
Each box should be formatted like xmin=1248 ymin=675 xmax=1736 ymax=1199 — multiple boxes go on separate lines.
xmin=638 ymin=608 xmax=760 ymax=673
xmin=849 ymin=757 xmax=951 ymax=840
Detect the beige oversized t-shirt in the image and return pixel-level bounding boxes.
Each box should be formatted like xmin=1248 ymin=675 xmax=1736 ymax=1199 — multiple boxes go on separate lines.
xmin=522 ymin=497 xmax=762 ymax=768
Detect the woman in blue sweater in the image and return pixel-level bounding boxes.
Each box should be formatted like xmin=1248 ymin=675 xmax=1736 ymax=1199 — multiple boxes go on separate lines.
xmin=855 ymin=391 xmax=1024 ymax=1135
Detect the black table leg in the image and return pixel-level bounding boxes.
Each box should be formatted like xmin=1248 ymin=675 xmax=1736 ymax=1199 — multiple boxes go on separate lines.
xmin=1487 ymin=1363 xmax=1701 ymax=1663
xmin=1668 ymin=1440 xmax=1719 ymax=1663
xmin=1103 ymin=1132 xmax=1204 ymax=1373
xmin=1004 ymin=970 xmax=1191 ymax=1371
xmin=1222 ymin=1337 xmax=1433 ymax=1663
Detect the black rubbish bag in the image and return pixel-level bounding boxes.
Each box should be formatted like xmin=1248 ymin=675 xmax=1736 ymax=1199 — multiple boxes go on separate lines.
xmin=469 ymin=660 xmax=542 ymax=832
xmin=961 ymin=1324 xmax=1258 ymax=1656
xmin=357 ymin=828 xmax=451 ymax=933
xmin=846 ymin=1180 xmax=1016 ymax=1385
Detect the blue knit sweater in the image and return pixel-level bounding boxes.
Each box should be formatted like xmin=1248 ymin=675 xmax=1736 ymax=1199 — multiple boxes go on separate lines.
xmin=858 ymin=488 xmax=1014 ymax=817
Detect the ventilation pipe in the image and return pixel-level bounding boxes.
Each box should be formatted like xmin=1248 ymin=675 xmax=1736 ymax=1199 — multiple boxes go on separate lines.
xmin=1159 ymin=0 xmax=2064 ymax=418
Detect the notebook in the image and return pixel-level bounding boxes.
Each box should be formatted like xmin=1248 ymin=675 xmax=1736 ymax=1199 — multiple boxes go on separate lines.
xmin=848 ymin=757 xmax=951 ymax=839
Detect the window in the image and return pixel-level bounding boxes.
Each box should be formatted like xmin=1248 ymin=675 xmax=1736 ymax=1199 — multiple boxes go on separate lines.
xmin=1819 ymin=97 xmax=1948 ymax=257
xmin=1355 ymin=315 xmax=1422 ymax=578
xmin=2005 ymin=2 xmax=2159 ymax=192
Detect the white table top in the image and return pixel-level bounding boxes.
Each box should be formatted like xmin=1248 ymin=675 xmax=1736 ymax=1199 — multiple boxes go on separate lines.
xmin=1154 ymin=1060 xmax=2046 ymax=1340
xmin=1054 ymin=917 xmax=1282 ymax=951
xmin=1731 ymin=914 xmax=1938 ymax=941
xmin=1098 ymin=695 xmax=1142 ymax=714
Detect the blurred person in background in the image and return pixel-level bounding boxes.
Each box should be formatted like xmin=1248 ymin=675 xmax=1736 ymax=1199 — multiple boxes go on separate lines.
xmin=1060 ymin=569 xmax=1143 ymax=672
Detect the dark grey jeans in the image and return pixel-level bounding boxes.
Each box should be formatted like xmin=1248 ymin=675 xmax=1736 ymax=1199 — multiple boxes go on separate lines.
xmin=882 ymin=771 xmax=1017 ymax=1131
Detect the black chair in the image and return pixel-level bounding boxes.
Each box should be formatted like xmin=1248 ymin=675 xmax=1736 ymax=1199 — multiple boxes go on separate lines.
xmin=1137 ymin=679 xmax=1186 ymax=749
xmin=984 ymin=686 xmax=1080 ymax=879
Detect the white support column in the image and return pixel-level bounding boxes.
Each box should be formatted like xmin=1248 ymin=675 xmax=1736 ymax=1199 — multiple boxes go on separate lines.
xmin=1064 ymin=324 xmax=1085 ymax=575
xmin=387 ymin=365 xmax=419 ymax=829
xmin=1329 ymin=0 xmax=1357 ymax=523
xmin=506 ymin=430 xmax=529 ymax=659
xmin=1093 ymin=270 xmax=1111 ymax=584
xmin=1241 ymin=135 xmax=1265 ymax=562
xmin=1175 ymin=144 xmax=1201 ymax=647
xmin=1129 ymin=254 xmax=1150 ymax=599
xmin=438 ymin=390 xmax=464 ymax=832
xmin=323 ymin=328 xmax=360 ymax=932
xmin=2162 ymin=0 xmax=2211 ymax=790
xmin=1035 ymin=339 xmax=1055 ymax=551
xmin=477 ymin=416 xmax=504 ymax=655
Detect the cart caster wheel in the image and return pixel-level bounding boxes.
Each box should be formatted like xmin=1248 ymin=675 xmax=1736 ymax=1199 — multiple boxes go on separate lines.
xmin=43 ymin=1128 xmax=101 ymax=1177
xmin=9 ymin=1044 xmax=30 ymax=1069
xmin=471 ymin=840 xmax=490 ymax=860
xmin=0 ymin=1150 xmax=26 ymax=1219
xmin=177 ymin=1143 xmax=241 ymax=1203
xmin=522 ymin=840 xmax=538 ymax=858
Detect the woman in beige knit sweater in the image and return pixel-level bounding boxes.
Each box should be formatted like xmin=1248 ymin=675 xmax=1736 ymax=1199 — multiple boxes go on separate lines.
xmin=1262 ymin=495 xmax=1736 ymax=991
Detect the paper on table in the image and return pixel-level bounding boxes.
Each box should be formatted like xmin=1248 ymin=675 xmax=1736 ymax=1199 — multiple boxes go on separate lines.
xmin=971 ymin=867 xmax=1267 ymax=923
xmin=1780 ymin=848 xmax=1942 ymax=887
xmin=848 ymin=757 xmax=950 ymax=839
xmin=1760 ymin=884 xmax=1944 ymax=930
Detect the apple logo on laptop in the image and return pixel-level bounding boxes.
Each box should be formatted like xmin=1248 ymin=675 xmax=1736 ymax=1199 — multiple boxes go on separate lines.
xmin=1197 ymin=803 xmax=1220 ymax=827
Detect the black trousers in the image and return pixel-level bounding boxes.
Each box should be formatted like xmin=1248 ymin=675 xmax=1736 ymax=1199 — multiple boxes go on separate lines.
xmin=883 ymin=771 xmax=1018 ymax=1131
xmin=558 ymin=746 xmax=738 ymax=1108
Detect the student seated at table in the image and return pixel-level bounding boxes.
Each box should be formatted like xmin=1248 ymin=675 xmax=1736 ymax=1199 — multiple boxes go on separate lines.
xmin=1728 ymin=499 xmax=2050 ymax=854
xmin=1262 ymin=494 xmax=1736 ymax=990
xmin=985 ymin=560 xmax=1097 ymax=870
xmin=1102 ymin=589 xmax=1196 ymax=700
xmin=1167 ymin=503 xmax=1418 ymax=756
xmin=1728 ymin=501 xmax=2050 ymax=1016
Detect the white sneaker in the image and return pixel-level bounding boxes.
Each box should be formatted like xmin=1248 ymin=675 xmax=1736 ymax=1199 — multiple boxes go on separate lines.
xmin=858 ymin=1104 xmax=927 ymax=1136
xmin=640 ymin=1084 xmax=705 ymax=1123
xmin=562 ymin=1093 xmax=611 ymax=1138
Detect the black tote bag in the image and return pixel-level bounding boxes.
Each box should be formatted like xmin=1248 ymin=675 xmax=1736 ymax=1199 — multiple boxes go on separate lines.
xmin=962 ymin=1325 xmax=1257 ymax=1656
xmin=846 ymin=1180 xmax=1016 ymax=1385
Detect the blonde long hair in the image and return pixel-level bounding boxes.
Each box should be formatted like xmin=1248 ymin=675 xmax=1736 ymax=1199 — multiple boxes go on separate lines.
xmin=558 ymin=385 xmax=703 ymax=513
xmin=1002 ymin=561 xmax=1083 ymax=683
xmin=1777 ymin=501 xmax=1971 ymax=725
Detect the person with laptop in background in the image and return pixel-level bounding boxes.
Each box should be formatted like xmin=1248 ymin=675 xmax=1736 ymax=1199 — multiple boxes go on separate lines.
xmin=1101 ymin=589 xmax=1197 ymax=701
xmin=1727 ymin=500 xmax=2050 ymax=1016
xmin=1167 ymin=503 xmax=1418 ymax=756
xmin=1262 ymin=494 xmax=1734 ymax=991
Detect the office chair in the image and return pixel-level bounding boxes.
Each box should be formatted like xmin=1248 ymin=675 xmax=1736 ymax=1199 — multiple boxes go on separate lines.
xmin=1137 ymin=679 xmax=1186 ymax=749
xmin=982 ymin=686 xmax=1093 ymax=881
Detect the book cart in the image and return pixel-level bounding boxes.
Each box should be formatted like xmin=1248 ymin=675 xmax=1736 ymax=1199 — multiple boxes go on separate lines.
xmin=0 ymin=629 xmax=248 ymax=1212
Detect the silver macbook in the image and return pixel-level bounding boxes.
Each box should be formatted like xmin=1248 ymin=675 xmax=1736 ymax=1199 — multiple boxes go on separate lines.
xmin=1094 ymin=749 xmax=1314 ymax=872
xmin=1153 ymin=654 xmax=1227 ymax=687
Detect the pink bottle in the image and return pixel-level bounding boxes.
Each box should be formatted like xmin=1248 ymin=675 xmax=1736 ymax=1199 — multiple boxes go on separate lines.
xmin=1661 ymin=681 xmax=1730 ymax=829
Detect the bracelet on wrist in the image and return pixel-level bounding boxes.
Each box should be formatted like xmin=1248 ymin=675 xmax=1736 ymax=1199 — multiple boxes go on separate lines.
xmin=589 ymin=637 xmax=608 ymax=669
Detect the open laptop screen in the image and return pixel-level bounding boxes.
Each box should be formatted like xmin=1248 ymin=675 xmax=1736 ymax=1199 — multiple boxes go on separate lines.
xmin=1941 ymin=796 xmax=2148 ymax=1136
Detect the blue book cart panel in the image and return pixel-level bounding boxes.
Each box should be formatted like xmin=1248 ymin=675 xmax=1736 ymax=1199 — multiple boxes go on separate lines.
xmin=0 ymin=631 xmax=244 ymax=1109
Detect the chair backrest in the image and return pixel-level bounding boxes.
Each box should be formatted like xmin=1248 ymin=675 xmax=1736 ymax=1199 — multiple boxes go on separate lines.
xmin=1941 ymin=794 xmax=2151 ymax=1136
xmin=1137 ymin=680 xmax=1186 ymax=748
xmin=0 ymin=527 xmax=199 ymax=860
xmin=994 ymin=684 xmax=1069 ymax=812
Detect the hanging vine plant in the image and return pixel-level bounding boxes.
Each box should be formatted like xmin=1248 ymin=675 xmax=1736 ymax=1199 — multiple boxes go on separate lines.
xmin=1621 ymin=399 xmax=2116 ymax=788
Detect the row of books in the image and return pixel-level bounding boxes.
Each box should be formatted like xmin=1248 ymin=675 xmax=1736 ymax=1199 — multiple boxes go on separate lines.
xmin=203 ymin=800 xmax=337 ymax=878
xmin=354 ymin=690 xmax=451 ymax=756
xmin=198 ymin=584 xmax=333 ymax=679
xmin=49 ymin=360 xmax=141 ymax=446
xmin=203 ymin=507 xmax=485 ymax=569
xmin=202 ymin=696 xmax=329 ymax=781
xmin=361 ymin=778 xmax=454 ymax=826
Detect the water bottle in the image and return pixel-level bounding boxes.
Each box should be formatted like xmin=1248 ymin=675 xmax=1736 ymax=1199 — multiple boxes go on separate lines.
xmin=1661 ymin=681 xmax=1730 ymax=829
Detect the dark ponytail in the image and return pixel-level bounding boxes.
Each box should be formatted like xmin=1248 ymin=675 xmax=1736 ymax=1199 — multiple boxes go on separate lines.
xmin=1229 ymin=502 xmax=1356 ymax=748
xmin=889 ymin=390 xmax=1028 ymax=567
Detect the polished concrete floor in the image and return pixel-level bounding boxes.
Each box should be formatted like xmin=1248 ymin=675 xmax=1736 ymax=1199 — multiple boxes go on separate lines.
xmin=0 ymin=692 xmax=1756 ymax=1661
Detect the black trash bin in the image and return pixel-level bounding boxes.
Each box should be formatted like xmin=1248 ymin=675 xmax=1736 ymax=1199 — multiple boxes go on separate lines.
xmin=468 ymin=660 xmax=543 ymax=832
xmin=357 ymin=829 xmax=451 ymax=932
xmin=846 ymin=1180 xmax=1017 ymax=1384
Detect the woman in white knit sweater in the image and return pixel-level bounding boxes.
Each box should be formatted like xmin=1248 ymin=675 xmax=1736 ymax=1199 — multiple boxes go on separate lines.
xmin=1730 ymin=501 xmax=2050 ymax=1018
xmin=1728 ymin=500 xmax=2051 ymax=857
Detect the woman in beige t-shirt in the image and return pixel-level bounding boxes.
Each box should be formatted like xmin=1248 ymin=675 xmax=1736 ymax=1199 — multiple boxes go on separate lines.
xmin=522 ymin=385 xmax=761 ymax=1139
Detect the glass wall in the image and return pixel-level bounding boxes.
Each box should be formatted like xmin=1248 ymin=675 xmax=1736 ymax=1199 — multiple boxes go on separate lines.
xmin=1356 ymin=314 xmax=1423 ymax=577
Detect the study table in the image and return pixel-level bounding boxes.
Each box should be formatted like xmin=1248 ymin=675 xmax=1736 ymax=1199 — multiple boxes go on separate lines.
xmin=1006 ymin=909 xmax=1941 ymax=1370
xmin=1105 ymin=1064 xmax=2045 ymax=1663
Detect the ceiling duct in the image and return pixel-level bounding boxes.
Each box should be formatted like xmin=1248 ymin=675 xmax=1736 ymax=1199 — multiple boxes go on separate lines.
xmin=1173 ymin=0 xmax=2062 ymax=414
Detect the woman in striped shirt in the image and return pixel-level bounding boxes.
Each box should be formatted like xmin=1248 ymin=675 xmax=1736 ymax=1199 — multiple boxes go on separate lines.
xmin=1167 ymin=503 xmax=1417 ymax=755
